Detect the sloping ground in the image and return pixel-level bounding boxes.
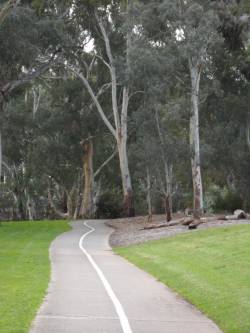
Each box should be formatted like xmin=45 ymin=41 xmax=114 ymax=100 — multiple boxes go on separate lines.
xmin=115 ymin=224 xmax=250 ymax=333
xmin=0 ymin=221 xmax=70 ymax=333
xmin=107 ymin=214 xmax=250 ymax=247
xmin=30 ymin=220 xmax=221 ymax=333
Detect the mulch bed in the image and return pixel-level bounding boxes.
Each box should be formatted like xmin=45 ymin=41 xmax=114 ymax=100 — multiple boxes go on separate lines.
xmin=106 ymin=214 xmax=250 ymax=247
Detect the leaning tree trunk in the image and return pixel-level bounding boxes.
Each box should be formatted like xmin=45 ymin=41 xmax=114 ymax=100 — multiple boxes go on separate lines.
xmin=189 ymin=59 xmax=203 ymax=218
xmin=80 ymin=139 xmax=95 ymax=218
xmin=117 ymin=132 xmax=134 ymax=217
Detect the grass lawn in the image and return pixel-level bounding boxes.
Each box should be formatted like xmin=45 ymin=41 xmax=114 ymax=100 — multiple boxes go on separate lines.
xmin=0 ymin=220 xmax=70 ymax=333
xmin=115 ymin=224 xmax=250 ymax=333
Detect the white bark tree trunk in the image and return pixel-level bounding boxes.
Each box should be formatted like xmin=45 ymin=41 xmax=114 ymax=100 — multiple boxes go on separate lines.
xmin=65 ymin=12 xmax=134 ymax=216
xmin=117 ymin=132 xmax=134 ymax=216
xmin=164 ymin=162 xmax=173 ymax=222
xmin=189 ymin=59 xmax=204 ymax=218
xmin=26 ymin=193 xmax=34 ymax=221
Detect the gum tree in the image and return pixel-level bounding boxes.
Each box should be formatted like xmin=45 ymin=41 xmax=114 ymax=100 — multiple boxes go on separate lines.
xmin=138 ymin=0 xmax=221 ymax=217
xmin=61 ymin=1 xmax=136 ymax=216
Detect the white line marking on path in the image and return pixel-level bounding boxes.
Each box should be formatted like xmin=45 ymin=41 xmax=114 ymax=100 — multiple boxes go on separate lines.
xmin=79 ymin=221 xmax=133 ymax=333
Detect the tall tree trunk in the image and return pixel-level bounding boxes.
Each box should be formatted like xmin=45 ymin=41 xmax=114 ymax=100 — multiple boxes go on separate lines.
xmin=164 ymin=162 xmax=172 ymax=222
xmin=95 ymin=11 xmax=134 ymax=217
xmin=26 ymin=192 xmax=34 ymax=220
xmin=164 ymin=195 xmax=172 ymax=222
xmin=80 ymin=139 xmax=94 ymax=218
xmin=189 ymin=59 xmax=203 ymax=218
xmin=73 ymin=174 xmax=82 ymax=220
xmin=66 ymin=191 xmax=74 ymax=220
xmin=155 ymin=110 xmax=173 ymax=221
xmin=117 ymin=134 xmax=134 ymax=217
xmin=67 ymin=11 xmax=135 ymax=217
xmin=17 ymin=191 xmax=25 ymax=220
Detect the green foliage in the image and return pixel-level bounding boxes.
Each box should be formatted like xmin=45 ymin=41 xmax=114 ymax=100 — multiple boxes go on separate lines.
xmin=205 ymin=185 xmax=243 ymax=213
xmin=97 ymin=191 xmax=123 ymax=218
xmin=1 ymin=0 xmax=250 ymax=218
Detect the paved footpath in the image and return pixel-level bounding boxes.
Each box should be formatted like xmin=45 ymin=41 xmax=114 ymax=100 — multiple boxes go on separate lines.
xmin=30 ymin=220 xmax=222 ymax=333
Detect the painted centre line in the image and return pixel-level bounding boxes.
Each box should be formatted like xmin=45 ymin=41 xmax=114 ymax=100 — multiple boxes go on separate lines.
xmin=79 ymin=221 xmax=133 ymax=333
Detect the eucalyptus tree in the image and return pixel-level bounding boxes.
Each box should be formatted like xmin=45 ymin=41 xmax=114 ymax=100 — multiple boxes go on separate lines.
xmin=60 ymin=0 xmax=137 ymax=216
xmin=200 ymin=0 xmax=250 ymax=211
xmin=0 ymin=0 xmax=64 ymax=183
xmin=137 ymin=0 xmax=222 ymax=217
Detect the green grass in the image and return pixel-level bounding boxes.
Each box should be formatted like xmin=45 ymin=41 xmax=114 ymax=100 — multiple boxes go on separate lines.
xmin=115 ymin=225 xmax=250 ymax=333
xmin=0 ymin=220 xmax=70 ymax=333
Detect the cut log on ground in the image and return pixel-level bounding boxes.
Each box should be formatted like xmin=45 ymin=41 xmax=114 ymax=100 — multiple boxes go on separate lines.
xmin=141 ymin=219 xmax=183 ymax=230
xmin=188 ymin=219 xmax=203 ymax=229
xmin=182 ymin=217 xmax=194 ymax=226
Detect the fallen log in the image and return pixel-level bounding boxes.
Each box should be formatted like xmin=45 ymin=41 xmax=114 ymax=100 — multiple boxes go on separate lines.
xmin=141 ymin=223 xmax=167 ymax=230
xmin=141 ymin=219 xmax=183 ymax=230
xmin=182 ymin=217 xmax=194 ymax=226
xmin=217 ymin=215 xmax=227 ymax=221
xmin=188 ymin=219 xmax=203 ymax=229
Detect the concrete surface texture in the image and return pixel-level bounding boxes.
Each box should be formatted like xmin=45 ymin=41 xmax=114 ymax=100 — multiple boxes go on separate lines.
xmin=30 ymin=220 xmax=223 ymax=333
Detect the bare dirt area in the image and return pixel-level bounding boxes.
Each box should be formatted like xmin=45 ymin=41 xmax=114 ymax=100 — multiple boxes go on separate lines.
xmin=107 ymin=214 xmax=250 ymax=247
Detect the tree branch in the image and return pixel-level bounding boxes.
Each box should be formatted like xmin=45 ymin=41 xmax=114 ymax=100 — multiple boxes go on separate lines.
xmin=94 ymin=149 xmax=117 ymax=179
xmin=95 ymin=10 xmax=120 ymax=131
xmin=48 ymin=187 xmax=68 ymax=219
xmin=1 ymin=50 xmax=60 ymax=99
xmin=64 ymin=62 xmax=117 ymax=138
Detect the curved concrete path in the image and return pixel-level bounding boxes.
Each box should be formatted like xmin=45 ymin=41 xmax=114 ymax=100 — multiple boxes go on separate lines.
xmin=30 ymin=220 xmax=222 ymax=333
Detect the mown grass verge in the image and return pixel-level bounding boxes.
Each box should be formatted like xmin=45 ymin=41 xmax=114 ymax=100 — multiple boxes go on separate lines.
xmin=115 ymin=224 xmax=250 ymax=333
xmin=0 ymin=220 xmax=70 ymax=333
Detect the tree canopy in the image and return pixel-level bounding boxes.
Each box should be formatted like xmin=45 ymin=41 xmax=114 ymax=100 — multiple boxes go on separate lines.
xmin=0 ymin=0 xmax=250 ymax=220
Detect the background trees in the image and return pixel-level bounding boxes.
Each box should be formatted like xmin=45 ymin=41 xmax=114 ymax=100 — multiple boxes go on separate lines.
xmin=0 ymin=0 xmax=250 ymax=220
